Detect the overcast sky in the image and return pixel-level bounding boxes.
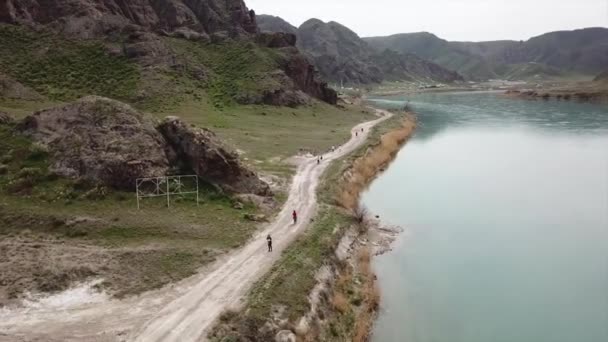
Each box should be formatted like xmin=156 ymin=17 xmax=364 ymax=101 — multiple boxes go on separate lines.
xmin=246 ymin=0 xmax=608 ymax=41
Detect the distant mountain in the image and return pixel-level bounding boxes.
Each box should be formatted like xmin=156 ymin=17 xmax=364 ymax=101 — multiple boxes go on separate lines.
xmin=296 ymin=19 xmax=384 ymax=84
xmin=365 ymin=28 xmax=608 ymax=80
xmin=257 ymin=14 xmax=297 ymax=35
xmin=257 ymin=16 xmax=463 ymax=85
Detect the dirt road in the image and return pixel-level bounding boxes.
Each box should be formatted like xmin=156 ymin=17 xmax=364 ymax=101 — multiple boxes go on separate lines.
xmin=0 ymin=110 xmax=390 ymax=342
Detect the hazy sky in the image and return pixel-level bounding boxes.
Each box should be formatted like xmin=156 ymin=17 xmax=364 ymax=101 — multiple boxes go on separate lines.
xmin=246 ymin=0 xmax=608 ymax=41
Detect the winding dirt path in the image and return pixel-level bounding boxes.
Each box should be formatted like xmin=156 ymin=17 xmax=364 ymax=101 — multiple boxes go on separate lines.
xmin=0 ymin=110 xmax=391 ymax=342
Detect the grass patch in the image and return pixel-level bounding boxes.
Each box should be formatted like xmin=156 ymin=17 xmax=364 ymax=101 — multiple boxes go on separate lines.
xmin=161 ymin=100 xmax=375 ymax=166
xmin=0 ymin=24 xmax=140 ymax=101
xmin=166 ymin=38 xmax=281 ymax=108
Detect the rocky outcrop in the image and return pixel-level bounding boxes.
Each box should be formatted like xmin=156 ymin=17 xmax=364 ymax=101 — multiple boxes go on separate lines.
xmin=0 ymin=111 xmax=13 ymax=124
xmin=256 ymin=32 xmax=296 ymax=48
xmin=157 ymin=116 xmax=271 ymax=196
xmin=18 ymin=96 xmax=170 ymax=190
xmin=0 ymin=72 xmax=43 ymax=100
xmin=0 ymin=0 xmax=258 ymax=38
xmin=277 ymin=47 xmax=338 ymax=104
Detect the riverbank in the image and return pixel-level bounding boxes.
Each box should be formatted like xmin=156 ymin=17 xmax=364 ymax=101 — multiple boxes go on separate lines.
xmin=208 ymin=109 xmax=415 ymax=341
xmin=503 ymin=79 xmax=608 ymax=103
xmin=322 ymin=112 xmax=416 ymax=342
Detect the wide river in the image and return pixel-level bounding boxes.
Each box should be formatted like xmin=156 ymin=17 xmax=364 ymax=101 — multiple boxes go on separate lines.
xmin=364 ymin=92 xmax=608 ymax=342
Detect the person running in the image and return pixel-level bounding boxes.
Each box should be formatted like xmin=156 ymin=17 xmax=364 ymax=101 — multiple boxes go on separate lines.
xmin=292 ymin=210 xmax=297 ymax=224
xmin=267 ymin=234 xmax=272 ymax=252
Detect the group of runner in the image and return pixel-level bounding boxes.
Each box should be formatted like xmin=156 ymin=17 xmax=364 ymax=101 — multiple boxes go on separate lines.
xmin=267 ymin=128 xmax=365 ymax=252
xmin=266 ymin=210 xmax=297 ymax=252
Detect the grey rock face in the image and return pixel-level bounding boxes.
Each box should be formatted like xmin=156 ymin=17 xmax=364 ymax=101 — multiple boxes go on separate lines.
xmin=157 ymin=116 xmax=271 ymax=196
xmin=18 ymin=96 xmax=170 ymax=190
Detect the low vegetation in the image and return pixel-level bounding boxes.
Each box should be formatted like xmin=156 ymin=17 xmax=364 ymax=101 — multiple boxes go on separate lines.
xmin=0 ymin=24 xmax=140 ymax=102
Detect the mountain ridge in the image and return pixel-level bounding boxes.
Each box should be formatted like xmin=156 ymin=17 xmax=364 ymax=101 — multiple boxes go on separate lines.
xmin=364 ymin=27 xmax=608 ymax=80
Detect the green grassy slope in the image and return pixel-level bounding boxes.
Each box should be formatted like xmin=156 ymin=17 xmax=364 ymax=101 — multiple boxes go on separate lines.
xmin=0 ymin=25 xmax=140 ymax=101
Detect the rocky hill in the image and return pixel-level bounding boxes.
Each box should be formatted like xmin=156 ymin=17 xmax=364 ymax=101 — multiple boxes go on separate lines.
xmin=257 ymin=16 xmax=463 ymax=85
xmin=365 ymin=28 xmax=608 ymax=80
xmin=0 ymin=0 xmax=336 ymax=106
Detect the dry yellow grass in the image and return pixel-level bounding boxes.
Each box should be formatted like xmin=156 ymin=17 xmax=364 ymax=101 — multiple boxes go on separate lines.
xmin=332 ymin=291 xmax=349 ymax=314
xmin=337 ymin=116 xmax=416 ymax=210
xmin=352 ymin=246 xmax=382 ymax=342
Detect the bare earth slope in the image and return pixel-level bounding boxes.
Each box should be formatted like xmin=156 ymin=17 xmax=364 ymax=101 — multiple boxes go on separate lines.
xmin=0 ymin=110 xmax=391 ymax=342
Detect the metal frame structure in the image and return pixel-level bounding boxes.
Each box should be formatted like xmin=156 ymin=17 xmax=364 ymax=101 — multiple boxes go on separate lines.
xmin=135 ymin=175 xmax=199 ymax=209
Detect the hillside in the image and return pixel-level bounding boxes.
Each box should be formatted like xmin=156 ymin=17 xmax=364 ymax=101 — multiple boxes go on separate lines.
xmin=0 ymin=0 xmax=336 ymax=107
xmin=365 ymin=28 xmax=608 ymax=80
xmin=257 ymin=16 xmax=463 ymax=85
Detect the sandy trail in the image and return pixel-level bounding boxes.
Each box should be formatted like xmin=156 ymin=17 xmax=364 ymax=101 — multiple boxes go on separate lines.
xmin=0 ymin=110 xmax=390 ymax=342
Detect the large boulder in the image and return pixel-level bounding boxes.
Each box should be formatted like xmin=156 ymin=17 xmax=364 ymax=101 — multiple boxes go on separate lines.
xmin=158 ymin=116 xmax=271 ymax=196
xmin=18 ymin=96 xmax=170 ymax=190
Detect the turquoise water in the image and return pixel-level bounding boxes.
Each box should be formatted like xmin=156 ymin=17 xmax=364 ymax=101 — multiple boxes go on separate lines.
xmin=364 ymin=93 xmax=608 ymax=342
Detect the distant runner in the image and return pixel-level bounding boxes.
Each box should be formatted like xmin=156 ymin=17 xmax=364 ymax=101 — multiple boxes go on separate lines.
xmin=292 ymin=210 xmax=297 ymax=224
xmin=266 ymin=234 xmax=272 ymax=252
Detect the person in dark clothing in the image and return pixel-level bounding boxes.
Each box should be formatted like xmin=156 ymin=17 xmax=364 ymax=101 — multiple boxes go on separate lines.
xmin=267 ymin=234 xmax=272 ymax=252
xmin=292 ymin=210 xmax=297 ymax=224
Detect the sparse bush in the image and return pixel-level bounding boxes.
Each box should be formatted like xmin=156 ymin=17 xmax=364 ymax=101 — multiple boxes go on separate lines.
xmin=219 ymin=309 xmax=239 ymax=323
xmin=332 ymin=291 xmax=349 ymax=314
xmin=27 ymin=143 xmax=49 ymax=161
xmin=17 ymin=167 xmax=44 ymax=179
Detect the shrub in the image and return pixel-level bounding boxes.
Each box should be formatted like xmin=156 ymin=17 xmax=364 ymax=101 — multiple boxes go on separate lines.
xmin=332 ymin=291 xmax=349 ymax=314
